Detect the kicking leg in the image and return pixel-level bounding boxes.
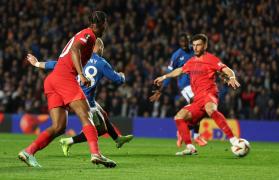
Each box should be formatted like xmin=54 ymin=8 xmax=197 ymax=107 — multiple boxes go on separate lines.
xmin=205 ymin=102 xmax=237 ymax=145
xmin=69 ymin=99 xmax=116 ymax=168
xmin=98 ymin=105 xmax=133 ymax=149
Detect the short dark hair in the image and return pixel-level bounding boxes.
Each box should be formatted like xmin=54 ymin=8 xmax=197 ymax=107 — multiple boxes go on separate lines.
xmin=179 ymin=32 xmax=190 ymax=41
xmin=191 ymin=34 xmax=208 ymax=44
xmin=89 ymin=11 xmax=107 ymax=26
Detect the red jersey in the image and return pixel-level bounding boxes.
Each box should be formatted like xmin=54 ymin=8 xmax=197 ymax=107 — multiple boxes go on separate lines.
xmin=182 ymin=52 xmax=226 ymax=101
xmin=53 ymin=28 xmax=96 ymax=77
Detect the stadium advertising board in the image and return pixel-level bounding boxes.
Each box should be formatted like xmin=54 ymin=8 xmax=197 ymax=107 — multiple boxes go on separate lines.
xmin=1 ymin=114 xmax=278 ymax=142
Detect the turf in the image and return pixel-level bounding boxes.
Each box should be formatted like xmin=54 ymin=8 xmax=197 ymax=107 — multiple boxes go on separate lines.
xmin=0 ymin=133 xmax=278 ymax=180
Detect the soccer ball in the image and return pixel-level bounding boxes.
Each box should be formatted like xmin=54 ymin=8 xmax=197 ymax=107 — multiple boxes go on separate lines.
xmin=231 ymin=138 xmax=250 ymax=157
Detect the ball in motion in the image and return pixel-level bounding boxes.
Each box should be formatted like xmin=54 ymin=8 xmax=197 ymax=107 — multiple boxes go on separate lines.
xmin=231 ymin=138 xmax=250 ymax=157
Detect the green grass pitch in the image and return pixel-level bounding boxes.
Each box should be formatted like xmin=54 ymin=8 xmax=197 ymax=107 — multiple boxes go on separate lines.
xmin=0 ymin=133 xmax=279 ymax=180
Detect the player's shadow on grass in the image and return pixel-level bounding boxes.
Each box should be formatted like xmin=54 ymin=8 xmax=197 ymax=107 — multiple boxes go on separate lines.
xmin=45 ymin=153 xmax=176 ymax=159
xmin=40 ymin=153 xmax=243 ymax=160
xmin=106 ymin=153 xmax=177 ymax=158
xmin=0 ymin=165 xmax=98 ymax=172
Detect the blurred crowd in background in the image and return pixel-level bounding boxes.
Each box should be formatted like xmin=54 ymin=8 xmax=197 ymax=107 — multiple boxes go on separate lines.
xmin=1 ymin=0 xmax=279 ymax=120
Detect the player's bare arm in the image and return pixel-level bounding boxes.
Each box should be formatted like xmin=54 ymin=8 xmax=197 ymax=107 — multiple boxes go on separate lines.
xmin=26 ymin=54 xmax=46 ymax=69
xmin=71 ymin=41 xmax=91 ymax=87
xmin=217 ymin=71 xmax=229 ymax=84
xmin=222 ymin=67 xmax=240 ymax=89
xmin=154 ymin=67 xmax=183 ymax=86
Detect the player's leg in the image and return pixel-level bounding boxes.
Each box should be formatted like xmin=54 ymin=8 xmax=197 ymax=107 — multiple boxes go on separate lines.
xmin=181 ymin=85 xmax=207 ymax=146
xmin=96 ymin=103 xmax=133 ymax=148
xmin=59 ymin=103 xmax=133 ymax=156
xmin=59 ymin=109 xmax=104 ymax=156
xmin=174 ymin=108 xmax=193 ymax=145
xmin=69 ymin=99 xmax=116 ymax=168
xmin=59 ymin=105 xmax=107 ymax=156
xmin=174 ymin=108 xmax=197 ymax=155
xmin=19 ymin=107 xmax=67 ymax=167
xmin=175 ymin=101 xmax=207 ymax=155
xmin=59 ymin=106 xmax=98 ymax=157
xmin=204 ymin=101 xmax=238 ymax=145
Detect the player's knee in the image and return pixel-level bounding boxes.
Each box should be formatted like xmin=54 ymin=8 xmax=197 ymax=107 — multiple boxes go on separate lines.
xmin=205 ymin=105 xmax=216 ymax=116
xmin=174 ymin=111 xmax=191 ymax=121
xmin=75 ymin=107 xmax=90 ymax=119
xmin=52 ymin=124 xmax=66 ymax=136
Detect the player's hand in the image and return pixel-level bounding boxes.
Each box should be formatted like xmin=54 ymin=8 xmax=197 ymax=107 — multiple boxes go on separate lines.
xmin=154 ymin=75 xmax=166 ymax=86
xmin=79 ymin=74 xmax=91 ymax=87
xmin=118 ymin=72 xmax=125 ymax=81
xmin=149 ymin=91 xmax=162 ymax=102
xmin=227 ymin=77 xmax=240 ymax=90
xmin=26 ymin=54 xmax=39 ymax=67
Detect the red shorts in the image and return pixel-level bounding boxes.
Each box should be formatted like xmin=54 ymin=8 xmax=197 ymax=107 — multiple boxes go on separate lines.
xmin=183 ymin=93 xmax=218 ymax=125
xmin=44 ymin=73 xmax=86 ymax=110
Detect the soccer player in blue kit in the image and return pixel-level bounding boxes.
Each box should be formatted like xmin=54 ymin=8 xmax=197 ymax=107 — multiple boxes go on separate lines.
xmin=149 ymin=33 xmax=207 ymax=147
xmin=27 ymin=38 xmax=133 ymax=156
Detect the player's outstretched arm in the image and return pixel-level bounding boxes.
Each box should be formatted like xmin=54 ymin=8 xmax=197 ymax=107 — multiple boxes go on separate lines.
xmin=154 ymin=67 xmax=183 ymax=86
xmin=103 ymin=62 xmax=125 ymax=85
xmin=26 ymin=54 xmax=46 ymax=69
xmin=222 ymin=67 xmax=240 ymax=90
xmin=27 ymin=54 xmax=57 ymax=70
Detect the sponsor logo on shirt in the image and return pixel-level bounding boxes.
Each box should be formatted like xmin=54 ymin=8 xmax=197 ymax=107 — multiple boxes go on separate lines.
xmin=189 ymin=70 xmax=207 ymax=75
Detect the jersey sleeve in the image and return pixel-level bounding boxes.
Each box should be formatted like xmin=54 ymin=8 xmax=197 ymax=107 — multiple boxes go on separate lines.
xmin=163 ymin=52 xmax=179 ymax=87
xmin=211 ymin=56 xmax=227 ymax=72
xmin=45 ymin=60 xmax=57 ymax=70
xmin=167 ymin=53 xmax=178 ymax=71
xmin=103 ymin=60 xmax=125 ymax=85
xmin=75 ymin=29 xmax=96 ymax=47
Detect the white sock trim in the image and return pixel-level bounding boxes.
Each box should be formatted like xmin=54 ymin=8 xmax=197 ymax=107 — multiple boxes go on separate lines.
xmin=186 ymin=144 xmax=196 ymax=150
xmin=67 ymin=138 xmax=74 ymax=145
xmin=229 ymin=137 xmax=238 ymax=145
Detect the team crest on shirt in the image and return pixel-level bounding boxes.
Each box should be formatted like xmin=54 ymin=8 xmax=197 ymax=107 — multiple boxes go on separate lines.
xmin=180 ymin=56 xmax=184 ymax=61
xmin=80 ymin=34 xmax=91 ymax=43
xmin=85 ymin=34 xmax=91 ymax=40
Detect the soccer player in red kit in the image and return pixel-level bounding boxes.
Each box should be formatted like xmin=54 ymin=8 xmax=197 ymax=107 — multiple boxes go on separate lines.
xmin=18 ymin=11 xmax=116 ymax=168
xmin=154 ymin=34 xmax=241 ymax=155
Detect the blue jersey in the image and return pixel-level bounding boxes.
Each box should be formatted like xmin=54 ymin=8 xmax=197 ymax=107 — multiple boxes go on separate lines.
xmin=162 ymin=48 xmax=194 ymax=91
xmin=45 ymin=53 xmax=125 ymax=107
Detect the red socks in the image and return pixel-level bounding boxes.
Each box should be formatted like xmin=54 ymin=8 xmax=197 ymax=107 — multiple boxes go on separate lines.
xmin=175 ymin=119 xmax=192 ymax=145
xmin=25 ymin=131 xmax=52 ymax=155
xmin=82 ymin=124 xmax=100 ymax=155
xmin=211 ymin=111 xmax=234 ymax=138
